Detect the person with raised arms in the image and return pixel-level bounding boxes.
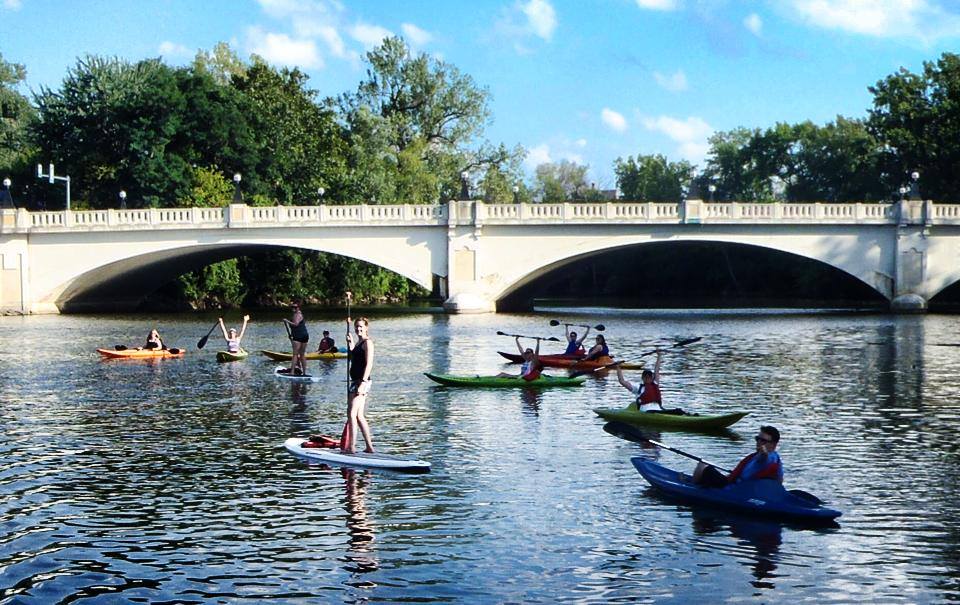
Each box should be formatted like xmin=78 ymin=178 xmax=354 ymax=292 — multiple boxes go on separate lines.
xmin=143 ymin=329 xmax=164 ymax=350
xmin=497 ymin=336 xmax=543 ymax=381
xmin=341 ymin=316 xmax=375 ymax=454
xmin=616 ymin=351 xmax=663 ymax=410
xmin=693 ymin=425 xmax=784 ymax=488
xmin=564 ymin=325 xmax=589 ymax=356
xmin=219 ymin=315 xmax=250 ymax=354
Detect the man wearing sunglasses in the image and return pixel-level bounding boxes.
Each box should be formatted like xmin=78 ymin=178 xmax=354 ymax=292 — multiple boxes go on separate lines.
xmin=693 ymin=425 xmax=783 ymax=488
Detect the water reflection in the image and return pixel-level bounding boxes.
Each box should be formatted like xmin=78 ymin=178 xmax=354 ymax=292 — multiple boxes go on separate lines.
xmin=691 ymin=508 xmax=783 ymax=590
xmin=341 ymin=468 xmax=379 ymax=581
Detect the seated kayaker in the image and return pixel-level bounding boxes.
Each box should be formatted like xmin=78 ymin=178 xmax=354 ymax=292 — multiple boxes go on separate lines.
xmin=143 ymin=329 xmax=165 ymax=350
xmin=693 ymin=425 xmax=783 ymax=488
xmin=564 ymin=325 xmax=589 ymax=356
xmin=219 ymin=315 xmax=250 ymax=353
xmin=583 ymin=334 xmax=609 ymax=361
xmin=497 ymin=336 xmax=543 ymax=381
xmin=617 ymin=351 xmax=666 ymax=411
xmin=317 ymin=330 xmax=338 ymax=353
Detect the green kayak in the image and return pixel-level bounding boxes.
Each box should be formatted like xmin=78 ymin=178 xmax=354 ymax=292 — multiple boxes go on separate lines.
xmin=424 ymin=372 xmax=586 ymax=388
xmin=216 ymin=350 xmax=249 ymax=363
xmin=593 ymin=406 xmax=748 ymax=430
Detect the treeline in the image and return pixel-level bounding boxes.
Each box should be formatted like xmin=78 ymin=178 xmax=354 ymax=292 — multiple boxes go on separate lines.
xmin=3 ymin=42 xmax=960 ymax=307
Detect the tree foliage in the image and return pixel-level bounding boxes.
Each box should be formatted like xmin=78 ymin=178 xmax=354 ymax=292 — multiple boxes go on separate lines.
xmin=0 ymin=53 xmax=37 ymax=181
xmin=615 ymin=154 xmax=693 ymax=202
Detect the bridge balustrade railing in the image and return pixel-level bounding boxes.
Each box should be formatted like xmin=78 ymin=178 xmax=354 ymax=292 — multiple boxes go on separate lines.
xmin=933 ymin=204 xmax=960 ymax=223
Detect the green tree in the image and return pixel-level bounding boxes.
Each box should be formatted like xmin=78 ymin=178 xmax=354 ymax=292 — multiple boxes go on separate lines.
xmin=614 ymin=154 xmax=693 ymax=202
xmin=534 ymin=160 xmax=592 ymax=202
xmin=0 ymin=53 xmax=37 ymax=183
xmin=868 ymin=52 xmax=960 ymax=200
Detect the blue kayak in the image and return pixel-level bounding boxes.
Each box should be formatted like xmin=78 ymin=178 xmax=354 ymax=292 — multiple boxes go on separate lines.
xmin=632 ymin=458 xmax=842 ymax=523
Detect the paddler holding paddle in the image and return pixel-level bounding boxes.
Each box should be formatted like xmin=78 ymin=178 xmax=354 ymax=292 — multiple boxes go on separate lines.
xmin=341 ymin=293 xmax=375 ymax=454
xmin=616 ymin=351 xmax=664 ymax=411
xmin=693 ymin=425 xmax=784 ymax=487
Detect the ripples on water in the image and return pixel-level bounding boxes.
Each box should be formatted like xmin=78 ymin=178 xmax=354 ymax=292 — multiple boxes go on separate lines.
xmin=1 ymin=310 xmax=960 ymax=603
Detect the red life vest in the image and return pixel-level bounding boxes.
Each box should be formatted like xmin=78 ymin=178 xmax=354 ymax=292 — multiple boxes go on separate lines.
xmin=636 ymin=382 xmax=662 ymax=405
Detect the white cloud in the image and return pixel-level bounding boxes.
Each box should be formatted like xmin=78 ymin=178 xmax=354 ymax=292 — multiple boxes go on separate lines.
xmin=522 ymin=0 xmax=558 ymax=40
xmin=635 ymin=0 xmax=678 ymax=10
xmin=653 ymin=69 xmax=688 ymax=92
xmin=401 ymin=23 xmax=433 ymax=47
xmin=2 ymin=0 xmax=22 ymax=9
xmin=601 ymin=108 xmax=629 ymax=133
xmin=349 ymin=22 xmax=393 ymax=49
xmin=525 ymin=144 xmax=553 ymax=169
xmin=575 ymin=138 xmax=588 ymax=147
xmin=247 ymin=27 xmax=323 ymax=68
xmin=642 ymin=115 xmax=713 ymax=162
xmin=787 ymin=0 xmax=960 ymax=41
xmin=744 ymin=12 xmax=763 ymax=35
xmin=158 ymin=41 xmax=192 ymax=58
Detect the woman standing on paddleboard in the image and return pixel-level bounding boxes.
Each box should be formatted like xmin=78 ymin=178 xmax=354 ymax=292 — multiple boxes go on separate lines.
xmin=281 ymin=302 xmax=309 ymax=375
xmin=342 ymin=316 xmax=375 ymax=453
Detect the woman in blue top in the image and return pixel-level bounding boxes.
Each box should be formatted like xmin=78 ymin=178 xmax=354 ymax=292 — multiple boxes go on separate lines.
xmin=564 ymin=325 xmax=589 ymax=356
xmin=583 ymin=334 xmax=609 ymax=361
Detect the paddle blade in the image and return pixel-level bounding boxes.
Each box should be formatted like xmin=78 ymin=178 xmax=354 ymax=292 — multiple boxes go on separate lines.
xmin=594 ymin=324 xmax=605 ymax=331
xmin=788 ymin=489 xmax=824 ymax=505
xmin=549 ymin=319 xmax=561 ymax=327
xmin=197 ymin=335 xmax=209 ymax=349
xmin=674 ymin=337 xmax=702 ymax=348
xmin=603 ymin=421 xmax=656 ymax=445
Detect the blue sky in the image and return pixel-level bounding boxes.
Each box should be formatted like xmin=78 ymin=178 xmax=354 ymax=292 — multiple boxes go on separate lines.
xmin=4 ymin=0 xmax=960 ymax=188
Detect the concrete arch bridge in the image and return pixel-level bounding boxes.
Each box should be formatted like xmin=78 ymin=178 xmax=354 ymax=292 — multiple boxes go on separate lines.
xmin=1 ymin=198 xmax=959 ymax=314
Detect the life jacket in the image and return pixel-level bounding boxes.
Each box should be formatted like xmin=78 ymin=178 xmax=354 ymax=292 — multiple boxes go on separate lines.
xmin=520 ymin=360 xmax=542 ymax=381
xmin=636 ymin=381 xmax=662 ymax=405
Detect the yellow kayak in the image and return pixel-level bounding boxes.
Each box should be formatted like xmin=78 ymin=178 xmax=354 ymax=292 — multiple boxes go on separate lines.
xmin=260 ymin=350 xmax=347 ymax=361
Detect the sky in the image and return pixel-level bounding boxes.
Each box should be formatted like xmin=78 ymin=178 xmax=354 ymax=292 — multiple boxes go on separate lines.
xmin=3 ymin=0 xmax=960 ymax=189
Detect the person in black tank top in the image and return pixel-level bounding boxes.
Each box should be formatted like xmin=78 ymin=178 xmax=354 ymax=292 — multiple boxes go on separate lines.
xmin=341 ymin=316 xmax=375 ymax=453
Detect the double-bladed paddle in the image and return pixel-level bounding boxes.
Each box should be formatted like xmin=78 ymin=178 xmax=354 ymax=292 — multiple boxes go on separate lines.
xmin=602 ymin=423 xmax=824 ymax=505
xmin=549 ymin=319 xmax=605 ymax=331
xmin=196 ymin=321 xmax=220 ymax=349
xmin=570 ymin=337 xmax=701 ymax=377
xmin=496 ymin=331 xmax=560 ymax=341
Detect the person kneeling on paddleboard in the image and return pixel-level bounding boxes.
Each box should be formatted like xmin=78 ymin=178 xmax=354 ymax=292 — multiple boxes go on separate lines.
xmin=317 ymin=330 xmax=338 ymax=353
xmin=497 ymin=336 xmax=543 ymax=381
xmin=693 ymin=425 xmax=783 ymax=488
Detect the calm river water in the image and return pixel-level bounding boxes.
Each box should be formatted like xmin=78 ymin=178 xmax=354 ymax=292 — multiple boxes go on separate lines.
xmin=1 ymin=309 xmax=959 ymax=603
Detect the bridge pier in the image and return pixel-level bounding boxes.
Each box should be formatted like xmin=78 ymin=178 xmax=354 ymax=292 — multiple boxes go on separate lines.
xmin=890 ymin=199 xmax=933 ymax=314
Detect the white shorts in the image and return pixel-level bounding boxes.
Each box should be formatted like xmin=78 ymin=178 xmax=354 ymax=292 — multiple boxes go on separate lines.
xmin=638 ymin=402 xmax=662 ymax=412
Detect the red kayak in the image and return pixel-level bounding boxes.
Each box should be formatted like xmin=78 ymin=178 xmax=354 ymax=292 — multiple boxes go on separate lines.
xmin=497 ymin=351 xmax=644 ymax=371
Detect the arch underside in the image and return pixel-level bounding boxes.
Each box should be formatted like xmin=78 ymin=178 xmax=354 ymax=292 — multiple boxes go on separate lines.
xmin=54 ymin=243 xmax=433 ymax=312
xmin=492 ymin=238 xmax=892 ymax=304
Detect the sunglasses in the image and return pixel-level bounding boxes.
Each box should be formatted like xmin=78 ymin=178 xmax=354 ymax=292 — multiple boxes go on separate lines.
xmin=755 ymin=435 xmax=773 ymax=444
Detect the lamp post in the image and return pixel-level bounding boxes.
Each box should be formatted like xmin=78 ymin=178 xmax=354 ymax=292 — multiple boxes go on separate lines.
xmin=36 ymin=163 xmax=72 ymax=210
xmin=118 ymin=190 xmax=127 ymax=209
xmin=459 ymin=171 xmax=470 ymax=201
xmin=317 ymin=187 xmax=325 ymax=204
xmin=910 ymin=171 xmax=920 ymax=200
xmin=1 ymin=178 xmax=12 ymax=208
xmin=513 ymin=184 xmax=520 ymax=204
xmin=898 ymin=186 xmax=908 ymax=202
xmin=708 ymin=184 xmax=716 ymax=203
xmin=232 ymin=173 xmax=243 ymax=204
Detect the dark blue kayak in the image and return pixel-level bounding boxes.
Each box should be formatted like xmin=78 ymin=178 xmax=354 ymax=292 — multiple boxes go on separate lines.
xmin=632 ymin=458 xmax=842 ymax=523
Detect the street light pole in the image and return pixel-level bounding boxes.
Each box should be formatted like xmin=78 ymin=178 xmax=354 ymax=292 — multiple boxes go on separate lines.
xmin=119 ymin=190 xmax=127 ymax=209
xmin=37 ymin=163 xmax=72 ymax=210
xmin=459 ymin=171 xmax=470 ymax=201
xmin=232 ymin=173 xmax=243 ymax=204
xmin=708 ymin=184 xmax=716 ymax=203
xmin=513 ymin=185 xmax=520 ymax=204
xmin=1 ymin=178 xmax=12 ymax=208
xmin=910 ymin=171 xmax=921 ymax=200
xmin=317 ymin=187 xmax=325 ymax=204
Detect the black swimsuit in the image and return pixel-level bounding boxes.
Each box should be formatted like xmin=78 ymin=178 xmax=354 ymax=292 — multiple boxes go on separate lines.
xmin=350 ymin=340 xmax=369 ymax=383
xmin=290 ymin=319 xmax=309 ymax=343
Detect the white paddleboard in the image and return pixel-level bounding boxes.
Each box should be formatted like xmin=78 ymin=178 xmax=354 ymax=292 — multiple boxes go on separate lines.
xmin=283 ymin=437 xmax=430 ymax=473
xmin=273 ymin=367 xmax=321 ymax=383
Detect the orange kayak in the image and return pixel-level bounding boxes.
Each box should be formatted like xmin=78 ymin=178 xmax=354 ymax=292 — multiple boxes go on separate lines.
xmin=97 ymin=347 xmax=185 ymax=359
xmin=497 ymin=352 xmax=643 ymax=371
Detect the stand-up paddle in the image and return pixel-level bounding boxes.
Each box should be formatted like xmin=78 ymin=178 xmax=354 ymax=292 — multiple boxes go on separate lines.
xmin=196 ymin=321 xmax=219 ymax=349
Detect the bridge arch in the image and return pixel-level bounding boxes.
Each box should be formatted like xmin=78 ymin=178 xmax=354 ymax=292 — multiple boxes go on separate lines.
xmin=485 ymin=230 xmax=897 ymax=306
xmin=40 ymin=239 xmax=437 ymax=312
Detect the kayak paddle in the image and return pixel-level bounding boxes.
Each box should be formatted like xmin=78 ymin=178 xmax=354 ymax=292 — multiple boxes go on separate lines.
xmin=549 ymin=319 xmax=605 ymax=331
xmin=196 ymin=321 xmax=220 ymax=349
xmin=496 ymin=331 xmax=560 ymax=341
xmin=638 ymin=337 xmax=702 ymax=357
xmin=646 ymin=437 xmax=824 ymax=505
